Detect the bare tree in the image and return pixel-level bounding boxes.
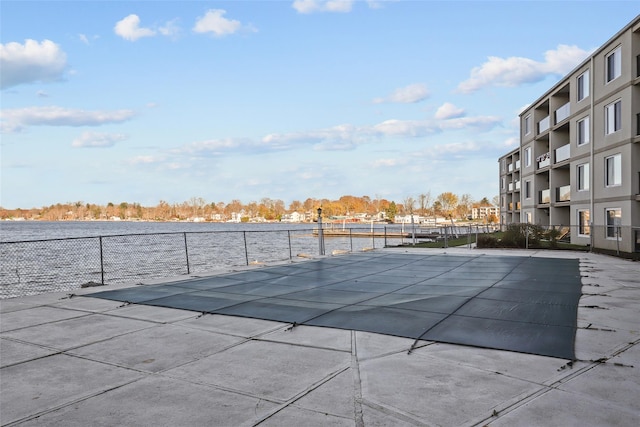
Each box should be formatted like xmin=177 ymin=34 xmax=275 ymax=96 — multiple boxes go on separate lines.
xmin=417 ymin=192 xmax=431 ymax=216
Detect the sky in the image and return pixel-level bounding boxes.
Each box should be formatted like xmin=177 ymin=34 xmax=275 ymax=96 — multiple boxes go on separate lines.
xmin=1 ymin=1 xmax=639 ymax=209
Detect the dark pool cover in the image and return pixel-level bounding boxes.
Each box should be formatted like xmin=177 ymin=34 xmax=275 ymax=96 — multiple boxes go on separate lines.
xmin=89 ymin=253 xmax=582 ymax=359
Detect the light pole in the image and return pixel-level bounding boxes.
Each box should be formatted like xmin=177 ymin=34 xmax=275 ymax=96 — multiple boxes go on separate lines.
xmin=317 ymin=207 xmax=325 ymax=255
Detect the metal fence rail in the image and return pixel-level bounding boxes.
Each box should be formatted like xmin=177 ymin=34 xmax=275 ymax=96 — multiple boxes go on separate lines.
xmin=4 ymin=223 xmax=633 ymax=299
xmin=0 ymin=227 xmax=396 ymax=299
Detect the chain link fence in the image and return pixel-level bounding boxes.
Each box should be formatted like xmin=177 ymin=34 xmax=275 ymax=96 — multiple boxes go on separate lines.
xmin=1 ymin=227 xmax=409 ymax=299
xmin=493 ymin=223 xmax=640 ymax=258
xmin=5 ymin=223 xmax=631 ymax=300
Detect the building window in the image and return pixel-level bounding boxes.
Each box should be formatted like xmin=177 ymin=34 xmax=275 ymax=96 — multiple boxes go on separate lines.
xmin=524 ymin=180 xmax=531 ymax=199
xmin=524 ymin=115 xmax=531 ymax=135
xmin=524 ymin=147 xmax=531 ymax=167
xmin=578 ymin=210 xmax=590 ymax=236
xmin=605 ymin=100 xmax=621 ymax=135
xmin=605 ymin=154 xmax=622 ymax=187
xmin=501 ymin=177 xmax=505 ymax=190
xmin=577 ymin=70 xmax=589 ymax=101
xmin=577 ymin=116 xmax=590 ymax=145
xmin=525 ymin=212 xmax=532 ymax=223
xmin=606 ymin=46 xmax=621 ymax=83
xmin=605 ymin=208 xmax=621 ymax=238
xmin=577 ymin=163 xmax=589 ymax=191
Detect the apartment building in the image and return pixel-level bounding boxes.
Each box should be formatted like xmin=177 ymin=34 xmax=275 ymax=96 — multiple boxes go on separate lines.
xmin=471 ymin=205 xmax=500 ymax=221
xmin=499 ymin=15 xmax=640 ymax=254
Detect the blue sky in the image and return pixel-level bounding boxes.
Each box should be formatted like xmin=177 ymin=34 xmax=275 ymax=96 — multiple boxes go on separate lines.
xmin=2 ymin=1 xmax=639 ymax=209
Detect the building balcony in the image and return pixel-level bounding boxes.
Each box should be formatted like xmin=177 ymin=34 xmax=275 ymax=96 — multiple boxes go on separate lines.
xmin=508 ymin=163 xmax=514 ymax=173
xmin=537 ymin=152 xmax=550 ymax=169
xmin=538 ymin=116 xmax=550 ymax=134
xmin=539 ymin=189 xmax=551 ymax=204
xmin=554 ymin=102 xmax=570 ymax=124
xmin=515 ymin=160 xmax=521 ymax=170
xmin=554 ymin=143 xmax=570 ymax=163
xmin=556 ymin=185 xmax=570 ymax=202
xmin=515 ymin=180 xmax=521 ymax=191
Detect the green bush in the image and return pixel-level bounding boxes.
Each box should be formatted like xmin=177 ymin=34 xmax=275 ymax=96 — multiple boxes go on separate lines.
xmin=477 ymin=235 xmax=499 ymax=248
xmin=499 ymin=223 xmax=543 ymax=248
xmin=545 ymin=227 xmax=562 ymax=248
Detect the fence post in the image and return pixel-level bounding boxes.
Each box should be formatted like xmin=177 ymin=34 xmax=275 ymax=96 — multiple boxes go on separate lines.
xmin=371 ymin=227 xmax=375 ymax=249
xmin=349 ymin=229 xmax=353 ymax=252
xmin=99 ymin=236 xmax=104 ymax=285
xmin=287 ymin=230 xmax=292 ymax=261
xmin=476 ymin=226 xmax=479 ymax=248
xmin=444 ymin=227 xmax=448 ymax=249
xmin=616 ymin=226 xmax=621 ymax=256
xmin=243 ymin=231 xmax=249 ymax=265
xmin=183 ymin=232 xmax=190 ymax=274
xmin=384 ymin=226 xmax=387 ymax=247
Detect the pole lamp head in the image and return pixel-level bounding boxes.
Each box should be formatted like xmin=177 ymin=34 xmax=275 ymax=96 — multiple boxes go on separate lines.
xmin=317 ymin=207 xmax=322 ymax=217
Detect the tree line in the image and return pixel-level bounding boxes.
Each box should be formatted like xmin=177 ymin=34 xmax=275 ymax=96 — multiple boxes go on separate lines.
xmin=0 ymin=193 xmax=498 ymax=222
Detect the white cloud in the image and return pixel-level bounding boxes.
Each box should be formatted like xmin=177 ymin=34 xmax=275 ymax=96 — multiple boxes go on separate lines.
xmin=292 ymin=0 xmax=354 ymax=14
xmin=127 ymin=155 xmax=165 ymax=165
xmin=503 ymin=137 xmax=519 ymax=147
xmin=1 ymin=106 xmax=136 ymax=133
xmin=371 ymin=158 xmax=406 ymax=168
xmin=159 ymin=19 xmax=181 ymax=38
xmin=373 ymin=83 xmax=430 ymax=104
xmin=0 ymin=39 xmax=67 ymax=89
xmin=372 ymin=119 xmax=436 ymax=137
xmin=435 ymin=102 xmax=465 ymax=120
xmin=114 ymin=14 xmax=156 ymax=41
xmin=72 ymin=131 xmax=127 ymax=148
xmin=193 ymin=9 xmax=255 ymax=37
xmin=438 ymin=116 xmax=502 ymax=132
xmin=176 ymin=138 xmax=249 ymax=155
xmin=457 ymin=44 xmax=590 ymax=93
xmin=79 ymin=34 xmax=90 ymax=45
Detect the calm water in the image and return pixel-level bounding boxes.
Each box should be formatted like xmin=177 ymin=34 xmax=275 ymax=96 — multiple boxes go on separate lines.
xmin=0 ymin=220 xmax=320 ymax=242
xmin=0 ymin=221 xmax=406 ymax=299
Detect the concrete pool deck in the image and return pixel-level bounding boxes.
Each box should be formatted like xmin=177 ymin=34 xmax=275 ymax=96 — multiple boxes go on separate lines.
xmin=1 ymin=247 xmax=639 ymax=426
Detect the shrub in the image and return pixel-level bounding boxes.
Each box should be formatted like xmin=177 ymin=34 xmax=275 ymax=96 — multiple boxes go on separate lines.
xmin=477 ymin=235 xmax=499 ymax=248
xmin=545 ymin=227 xmax=562 ymax=248
xmin=500 ymin=223 xmax=543 ymax=248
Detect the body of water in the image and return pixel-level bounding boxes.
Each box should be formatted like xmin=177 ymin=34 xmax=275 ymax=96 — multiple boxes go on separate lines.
xmin=0 ymin=221 xmax=409 ymax=299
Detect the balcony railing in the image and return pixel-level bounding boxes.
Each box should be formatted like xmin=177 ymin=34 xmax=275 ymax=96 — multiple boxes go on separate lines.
xmin=538 ymin=116 xmax=550 ymax=134
xmin=537 ymin=152 xmax=550 ymax=169
xmin=556 ymin=185 xmax=571 ymax=202
xmin=515 ymin=160 xmax=521 ymax=170
xmin=554 ymin=102 xmax=570 ymax=124
xmin=515 ymin=180 xmax=521 ymax=191
xmin=508 ymin=183 xmax=514 ymax=191
xmin=555 ymin=143 xmax=570 ymax=163
xmin=508 ymin=163 xmax=514 ymax=173
xmin=539 ymin=189 xmax=551 ymax=204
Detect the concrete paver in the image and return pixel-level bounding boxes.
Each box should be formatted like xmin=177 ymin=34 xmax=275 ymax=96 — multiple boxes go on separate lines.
xmin=1 ymin=248 xmax=638 ymax=426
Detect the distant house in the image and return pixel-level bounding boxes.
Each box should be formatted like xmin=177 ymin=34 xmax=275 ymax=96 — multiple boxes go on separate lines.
xmin=471 ymin=206 xmax=499 ymax=220
xmin=281 ymin=212 xmax=305 ymax=223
